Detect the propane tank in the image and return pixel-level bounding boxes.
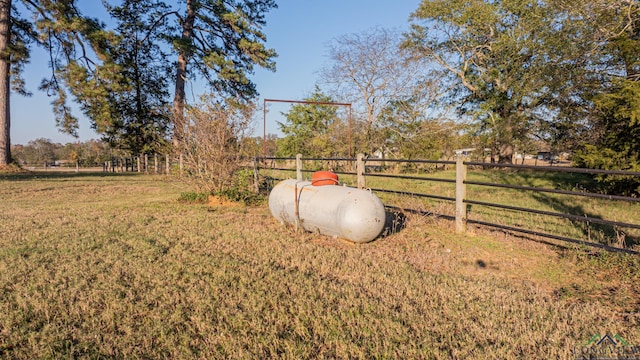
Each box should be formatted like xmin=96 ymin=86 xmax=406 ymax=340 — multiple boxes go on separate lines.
xmin=268 ymin=179 xmax=386 ymax=243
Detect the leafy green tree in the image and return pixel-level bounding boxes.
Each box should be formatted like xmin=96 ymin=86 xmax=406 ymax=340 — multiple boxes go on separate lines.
xmin=404 ymin=0 xmax=640 ymax=169
xmin=404 ymin=0 xmax=556 ymax=164
xmin=91 ymin=0 xmax=277 ymax=155
xmin=571 ymin=1 xmax=640 ymax=195
xmin=275 ymin=87 xmax=340 ymax=157
xmin=22 ymin=138 xmax=59 ymax=165
xmin=379 ymin=95 xmax=463 ymax=160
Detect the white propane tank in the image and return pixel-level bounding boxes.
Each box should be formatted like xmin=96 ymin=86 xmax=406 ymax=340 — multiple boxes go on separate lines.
xmin=268 ymin=179 xmax=386 ymax=243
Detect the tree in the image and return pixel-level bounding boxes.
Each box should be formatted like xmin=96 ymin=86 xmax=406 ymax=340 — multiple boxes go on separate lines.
xmin=80 ymin=139 xmax=112 ymax=166
xmin=0 ymin=0 xmax=11 ymax=165
xmin=11 ymin=138 xmax=113 ymax=167
xmin=570 ymin=0 xmax=640 ymax=196
xmin=158 ymin=0 xmax=277 ymax=147
xmin=22 ymin=138 xmax=59 ymax=165
xmin=1 ymin=0 xmax=36 ymax=165
xmin=0 ymin=1 xmax=277 ymax=166
xmin=97 ymin=0 xmax=172 ymax=155
xmin=275 ymin=87 xmax=340 ymax=157
xmin=378 ymin=95 xmax=461 ymax=160
xmin=0 ymin=1 xmax=112 ymax=165
xmin=88 ymin=0 xmax=277 ymax=154
xmin=321 ymin=27 xmax=428 ymax=155
xmin=404 ymin=0 xmax=559 ymax=163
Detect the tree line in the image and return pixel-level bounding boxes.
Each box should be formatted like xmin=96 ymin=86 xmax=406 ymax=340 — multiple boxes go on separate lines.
xmin=11 ymin=138 xmax=113 ymax=167
xmin=0 ymin=1 xmax=637 ymax=195
xmin=11 ymin=134 xmax=271 ymax=168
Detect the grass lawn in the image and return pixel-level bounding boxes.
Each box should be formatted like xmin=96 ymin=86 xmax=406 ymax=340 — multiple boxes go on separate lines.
xmin=0 ymin=171 xmax=639 ymax=358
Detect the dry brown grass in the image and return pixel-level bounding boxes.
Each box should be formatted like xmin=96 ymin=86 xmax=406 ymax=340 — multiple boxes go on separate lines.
xmin=0 ymin=171 xmax=638 ymax=358
xmin=0 ymin=164 xmax=25 ymax=173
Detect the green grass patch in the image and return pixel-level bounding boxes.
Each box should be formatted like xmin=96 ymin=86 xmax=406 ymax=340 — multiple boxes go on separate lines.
xmin=178 ymin=191 xmax=209 ymax=203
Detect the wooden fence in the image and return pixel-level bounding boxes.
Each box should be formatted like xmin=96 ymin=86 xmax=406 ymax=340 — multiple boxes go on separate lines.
xmin=103 ymin=154 xmax=179 ymax=174
xmin=256 ymin=154 xmax=640 ymax=254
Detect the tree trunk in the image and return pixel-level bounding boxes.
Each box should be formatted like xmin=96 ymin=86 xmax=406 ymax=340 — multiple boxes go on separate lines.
xmin=172 ymin=0 xmax=195 ymax=148
xmin=498 ymin=143 xmax=513 ymax=164
xmin=0 ymin=0 xmax=11 ymax=166
xmin=497 ymin=114 xmax=514 ymax=164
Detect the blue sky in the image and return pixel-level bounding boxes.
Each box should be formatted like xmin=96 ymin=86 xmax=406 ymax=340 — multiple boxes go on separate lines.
xmin=11 ymin=1 xmax=422 ymax=145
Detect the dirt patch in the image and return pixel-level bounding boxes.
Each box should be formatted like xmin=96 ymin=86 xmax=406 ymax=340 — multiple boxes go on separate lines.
xmin=207 ymin=195 xmax=244 ymax=207
xmin=0 ymin=164 xmax=26 ymax=173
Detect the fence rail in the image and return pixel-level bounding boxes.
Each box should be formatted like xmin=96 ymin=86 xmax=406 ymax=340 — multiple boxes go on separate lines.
xmin=256 ymin=155 xmax=640 ymax=254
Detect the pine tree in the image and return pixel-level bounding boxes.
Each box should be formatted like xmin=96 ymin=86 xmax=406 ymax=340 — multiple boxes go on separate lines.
xmin=96 ymin=0 xmax=172 ymax=155
xmin=160 ymin=0 xmax=277 ymax=147
xmin=0 ymin=0 xmax=111 ymax=165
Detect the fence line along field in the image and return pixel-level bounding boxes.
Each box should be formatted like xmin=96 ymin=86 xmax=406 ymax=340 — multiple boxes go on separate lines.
xmin=0 ymin=171 xmax=639 ymax=358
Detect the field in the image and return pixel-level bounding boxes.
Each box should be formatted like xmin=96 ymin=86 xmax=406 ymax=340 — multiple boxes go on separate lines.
xmin=1 ymin=171 xmax=639 ymax=358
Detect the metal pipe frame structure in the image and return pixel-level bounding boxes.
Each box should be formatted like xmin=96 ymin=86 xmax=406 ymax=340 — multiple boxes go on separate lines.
xmin=262 ymin=98 xmax=353 ymax=158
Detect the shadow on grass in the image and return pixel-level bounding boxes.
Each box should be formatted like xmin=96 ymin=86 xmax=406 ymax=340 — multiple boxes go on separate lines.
xmin=485 ymin=170 xmax=639 ymax=248
xmin=381 ymin=207 xmax=408 ymax=237
xmin=0 ymin=171 xmax=147 ymax=182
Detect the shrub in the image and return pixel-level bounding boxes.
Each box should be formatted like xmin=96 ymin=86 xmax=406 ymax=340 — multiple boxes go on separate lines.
xmin=177 ymin=95 xmax=257 ymax=196
xmin=573 ymin=145 xmax=640 ymax=197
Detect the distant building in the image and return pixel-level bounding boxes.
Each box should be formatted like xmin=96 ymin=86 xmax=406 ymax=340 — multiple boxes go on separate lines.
xmin=537 ymin=151 xmax=552 ymax=161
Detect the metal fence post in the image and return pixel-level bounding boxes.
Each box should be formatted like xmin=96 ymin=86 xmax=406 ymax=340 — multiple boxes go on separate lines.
xmin=296 ymin=154 xmax=303 ymax=181
xmin=455 ymin=154 xmax=468 ymax=234
xmin=357 ymin=153 xmax=365 ymax=189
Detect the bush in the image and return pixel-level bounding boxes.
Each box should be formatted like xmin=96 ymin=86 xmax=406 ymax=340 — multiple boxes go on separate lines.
xmin=178 ymin=96 xmax=257 ymax=196
xmin=573 ymin=145 xmax=640 ymax=197
xmin=215 ymin=168 xmax=265 ymax=206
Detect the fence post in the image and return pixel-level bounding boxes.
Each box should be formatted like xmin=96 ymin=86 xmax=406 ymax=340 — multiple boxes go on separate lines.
xmin=296 ymin=154 xmax=303 ymax=181
xmin=455 ymin=153 xmax=468 ymax=234
xmin=357 ymin=153 xmax=365 ymax=189
xmin=253 ymin=158 xmax=260 ymax=193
